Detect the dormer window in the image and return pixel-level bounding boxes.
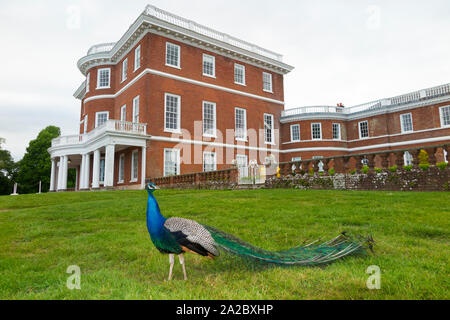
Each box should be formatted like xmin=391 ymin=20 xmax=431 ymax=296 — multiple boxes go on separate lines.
xmin=97 ymin=68 xmax=110 ymax=89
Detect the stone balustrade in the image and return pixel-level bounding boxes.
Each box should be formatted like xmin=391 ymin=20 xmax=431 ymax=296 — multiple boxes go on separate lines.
xmin=148 ymin=167 xmax=240 ymax=189
xmin=277 ymin=143 xmax=450 ymax=177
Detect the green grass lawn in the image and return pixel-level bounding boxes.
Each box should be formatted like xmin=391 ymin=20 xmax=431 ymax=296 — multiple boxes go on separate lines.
xmin=0 ymin=189 xmax=448 ymax=300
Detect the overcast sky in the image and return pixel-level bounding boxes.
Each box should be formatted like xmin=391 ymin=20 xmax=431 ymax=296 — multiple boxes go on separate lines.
xmin=1 ymin=0 xmax=449 ymax=160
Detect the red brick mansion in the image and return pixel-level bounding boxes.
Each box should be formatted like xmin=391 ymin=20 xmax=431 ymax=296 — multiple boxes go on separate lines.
xmin=48 ymin=5 xmax=450 ymax=191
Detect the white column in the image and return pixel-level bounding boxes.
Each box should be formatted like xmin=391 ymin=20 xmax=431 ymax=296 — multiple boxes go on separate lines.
xmin=57 ymin=156 xmax=64 ymax=191
xmin=50 ymin=159 xmax=56 ymax=191
xmin=92 ymin=149 xmax=101 ymax=189
xmin=80 ymin=154 xmax=86 ymax=189
xmin=84 ymin=153 xmax=91 ymax=190
xmin=61 ymin=155 xmax=68 ymax=191
xmin=75 ymin=167 xmax=79 ymax=192
xmin=141 ymin=145 xmax=147 ymax=189
xmin=104 ymin=144 xmax=115 ymax=188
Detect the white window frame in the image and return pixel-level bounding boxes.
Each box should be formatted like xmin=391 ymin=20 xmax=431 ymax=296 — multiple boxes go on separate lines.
xmin=164 ymin=93 xmax=181 ymax=133
xmin=121 ymin=58 xmax=128 ymax=82
xmin=439 ymin=106 xmax=450 ymax=128
xmin=134 ymin=45 xmax=141 ymax=72
xmin=359 ymin=120 xmax=369 ymax=139
xmin=235 ymin=107 xmax=247 ymax=141
xmin=234 ymin=64 xmax=246 ymax=85
xmin=131 ymin=150 xmax=139 ymax=182
xmin=165 ymin=42 xmax=181 ymax=69
xmin=95 ymin=111 xmax=109 ymax=128
xmin=86 ymin=73 xmax=90 ymax=93
xmin=263 ymin=72 xmax=273 ymax=93
xmin=120 ymin=105 xmax=127 ymax=122
xmin=118 ymin=154 xmax=125 ymax=184
xmin=133 ymin=96 xmax=140 ymax=123
xmin=84 ymin=115 xmax=88 ymax=134
xmin=290 ymin=124 xmax=300 ymax=142
xmin=99 ymin=157 xmax=105 ymax=184
xmin=311 ymin=123 xmax=322 ymax=140
xmin=292 ymin=157 xmax=302 ymax=162
xmin=96 ymin=68 xmax=111 ymax=89
xmin=264 ymin=113 xmax=275 ymax=145
xmin=203 ymin=151 xmax=217 ymax=172
xmin=164 ymin=148 xmax=180 ymax=177
xmin=202 ymin=101 xmax=216 ymax=138
xmin=202 ymin=54 xmax=215 ymax=78
xmin=400 ymin=113 xmax=414 ymax=133
xmin=332 ymin=123 xmax=341 ymax=140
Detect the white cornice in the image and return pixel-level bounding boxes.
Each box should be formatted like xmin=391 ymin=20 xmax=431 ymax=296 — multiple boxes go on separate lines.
xmin=77 ymin=7 xmax=294 ymax=77
xmin=73 ymin=82 xmax=86 ymax=99
xmin=81 ymin=68 xmax=285 ymax=105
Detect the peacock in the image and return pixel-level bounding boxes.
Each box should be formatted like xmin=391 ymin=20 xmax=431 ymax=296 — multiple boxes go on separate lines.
xmin=145 ymin=183 xmax=374 ymax=280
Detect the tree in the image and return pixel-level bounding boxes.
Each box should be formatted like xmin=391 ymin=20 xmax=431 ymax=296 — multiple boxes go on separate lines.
xmin=17 ymin=126 xmax=60 ymax=194
xmin=0 ymin=138 xmax=17 ymax=195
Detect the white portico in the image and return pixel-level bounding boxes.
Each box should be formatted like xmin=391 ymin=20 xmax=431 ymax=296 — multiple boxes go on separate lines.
xmin=48 ymin=120 xmax=148 ymax=191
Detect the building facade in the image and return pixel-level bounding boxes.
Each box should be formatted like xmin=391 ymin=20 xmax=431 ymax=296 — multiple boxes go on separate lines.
xmin=280 ymin=85 xmax=450 ymax=164
xmin=48 ymin=5 xmax=450 ymax=191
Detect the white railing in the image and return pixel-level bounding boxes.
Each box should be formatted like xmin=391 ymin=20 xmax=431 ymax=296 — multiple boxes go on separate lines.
xmin=143 ymin=5 xmax=283 ymax=62
xmin=51 ymin=135 xmax=83 ymax=147
xmin=283 ymin=83 xmax=450 ymax=118
xmin=282 ymin=106 xmax=345 ymax=117
xmin=51 ymin=120 xmax=147 ymax=147
xmin=425 ymin=83 xmax=450 ymax=97
xmin=87 ymin=42 xmax=116 ymax=55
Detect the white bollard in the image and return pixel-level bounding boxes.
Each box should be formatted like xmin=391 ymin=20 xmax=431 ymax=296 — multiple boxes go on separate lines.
xmin=11 ymin=183 xmax=19 ymax=196
xmin=37 ymin=181 xmax=42 ymax=194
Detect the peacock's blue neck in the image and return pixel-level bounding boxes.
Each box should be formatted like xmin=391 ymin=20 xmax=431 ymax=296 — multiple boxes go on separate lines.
xmin=146 ymin=193 xmax=167 ymax=237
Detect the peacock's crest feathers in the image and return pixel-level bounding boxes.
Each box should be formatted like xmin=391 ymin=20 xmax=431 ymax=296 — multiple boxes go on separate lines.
xmin=203 ymin=225 xmax=372 ymax=266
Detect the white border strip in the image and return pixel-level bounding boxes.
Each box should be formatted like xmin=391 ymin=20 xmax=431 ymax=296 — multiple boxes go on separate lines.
xmin=83 ymin=68 xmax=284 ymax=105
xmin=282 ymin=136 xmax=450 ymax=153
xmin=150 ymin=135 xmax=279 ymax=153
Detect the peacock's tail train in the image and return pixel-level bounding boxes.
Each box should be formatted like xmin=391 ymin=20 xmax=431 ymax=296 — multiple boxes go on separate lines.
xmin=203 ymin=225 xmax=373 ymax=266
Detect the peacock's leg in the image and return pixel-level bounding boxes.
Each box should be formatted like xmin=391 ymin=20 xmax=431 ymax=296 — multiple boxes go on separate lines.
xmin=168 ymin=254 xmax=175 ymax=281
xmin=179 ymin=254 xmax=187 ymax=281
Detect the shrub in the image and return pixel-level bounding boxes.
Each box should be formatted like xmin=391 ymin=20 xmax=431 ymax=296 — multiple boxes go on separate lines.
xmin=389 ymin=165 xmax=398 ymax=173
xmin=419 ymin=163 xmax=430 ymax=171
xmin=309 ymin=168 xmax=314 ymax=176
xmin=328 ymin=168 xmax=335 ymax=176
xmin=350 ymin=169 xmax=356 ymax=175
xmin=319 ymin=172 xmax=324 ymax=176
xmin=403 ymin=165 xmax=413 ymax=171
xmin=418 ymin=150 xmax=429 ymax=165
xmin=437 ymin=162 xmax=448 ymax=170
xmin=362 ymin=165 xmax=369 ymax=174
xmin=375 ymin=167 xmax=382 ymax=174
